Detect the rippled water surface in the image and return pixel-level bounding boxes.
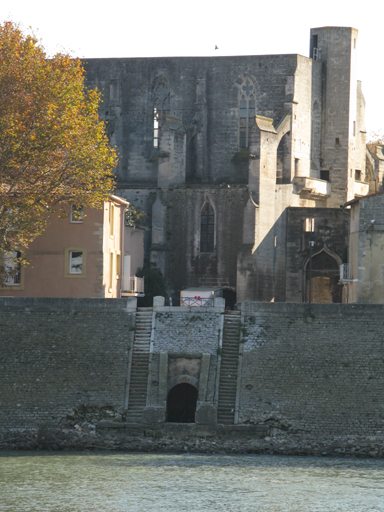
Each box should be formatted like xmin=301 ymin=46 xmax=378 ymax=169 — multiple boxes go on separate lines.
xmin=1 ymin=452 xmax=384 ymax=511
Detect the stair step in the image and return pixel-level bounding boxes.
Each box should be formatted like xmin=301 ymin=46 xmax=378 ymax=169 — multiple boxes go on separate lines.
xmin=128 ymin=316 xmax=150 ymax=416
xmin=217 ymin=316 xmax=242 ymax=426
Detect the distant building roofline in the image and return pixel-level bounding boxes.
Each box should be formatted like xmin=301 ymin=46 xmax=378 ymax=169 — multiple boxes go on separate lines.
xmin=343 ymin=191 xmax=384 ymax=208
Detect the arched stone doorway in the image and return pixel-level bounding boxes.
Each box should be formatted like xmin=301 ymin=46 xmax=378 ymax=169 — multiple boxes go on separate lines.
xmin=305 ymin=248 xmax=342 ymax=303
xmin=166 ymin=383 xmax=198 ymax=423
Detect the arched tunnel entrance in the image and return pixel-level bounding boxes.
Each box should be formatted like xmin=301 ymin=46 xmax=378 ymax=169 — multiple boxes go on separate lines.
xmin=166 ymin=383 xmax=198 ymax=423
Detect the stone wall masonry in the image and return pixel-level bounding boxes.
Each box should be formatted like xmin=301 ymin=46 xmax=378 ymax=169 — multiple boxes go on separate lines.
xmin=84 ymin=54 xmax=298 ymax=186
xmin=239 ymin=302 xmax=384 ymax=435
xmin=146 ymin=306 xmax=223 ymax=409
xmin=152 ymin=306 xmax=222 ymax=354
xmin=2 ymin=298 xmax=384 ymax=438
xmin=0 ymin=298 xmax=135 ymax=428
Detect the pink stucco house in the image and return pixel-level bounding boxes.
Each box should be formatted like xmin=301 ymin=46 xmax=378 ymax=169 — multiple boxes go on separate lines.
xmin=0 ymin=195 xmax=144 ymax=298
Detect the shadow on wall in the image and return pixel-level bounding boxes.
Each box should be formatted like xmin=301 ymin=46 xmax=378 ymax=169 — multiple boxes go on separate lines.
xmin=238 ymin=207 xmax=348 ymax=302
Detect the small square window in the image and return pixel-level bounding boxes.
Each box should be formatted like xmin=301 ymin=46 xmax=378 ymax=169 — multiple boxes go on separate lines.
xmin=69 ymin=251 xmax=83 ymax=274
xmin=355 ymin=170 xmax=362 ymax=182
xmin=320 ymin=170 xmax=330 ymax=181
xmin=70 ymin=205 xmax=84 ymax=223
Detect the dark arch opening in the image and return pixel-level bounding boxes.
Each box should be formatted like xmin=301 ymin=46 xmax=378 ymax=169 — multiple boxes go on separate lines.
xmin=166 ymin=383 xmax=198 ymax=423
xmin=222 ymin=288 xmax=237 ymax=310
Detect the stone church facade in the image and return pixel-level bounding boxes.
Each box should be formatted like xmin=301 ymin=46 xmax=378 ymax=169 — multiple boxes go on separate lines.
xmin=84 ymin=27 xmax=373 ymax=304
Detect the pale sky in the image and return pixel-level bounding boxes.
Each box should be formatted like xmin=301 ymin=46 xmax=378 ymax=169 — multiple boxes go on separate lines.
xmin=2 ymin=0 xmax=384 ymax=135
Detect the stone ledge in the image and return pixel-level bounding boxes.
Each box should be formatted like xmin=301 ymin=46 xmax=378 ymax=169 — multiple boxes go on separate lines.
xmin=0 ymin=297 xmax=136 ymax=311
xmin=97 ymin=421 xmax=269 ymax=439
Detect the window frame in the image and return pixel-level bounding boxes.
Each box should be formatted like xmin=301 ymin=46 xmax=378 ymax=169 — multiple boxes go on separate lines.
xmin=239 ymin=79 xmax=256 ymax=149
xmin=64 ymin=247 xmax=86 ymax=279
xmin=153 ymin=80 xmax=170 ymax=148
xmin=200 ymin=201 xmax=215 ymax=254
xmin=304 ymin=218 xmax=315 ymax=233
xmin=1 ymin=250 xmax=24 ymax=289
xmin=70 ymin=205 xmax=84 ymax=223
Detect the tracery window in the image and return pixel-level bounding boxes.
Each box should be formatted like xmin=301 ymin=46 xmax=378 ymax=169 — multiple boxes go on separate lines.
xmin=200 ymin=202 xmax=214 ymax=253
xmin=153 ymin=81 xmax=170 ymax=148
xmin=239 ymin=80 xmax=255 ymax=149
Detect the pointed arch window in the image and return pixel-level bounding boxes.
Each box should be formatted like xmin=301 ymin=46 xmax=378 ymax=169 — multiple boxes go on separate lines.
xmin=239 ymin=80 xmax=255 ymax=149
xmin=200 ymin=202 xmax=214 ymax=253
xmin=153 ymin=81 xmax=170 ymax=148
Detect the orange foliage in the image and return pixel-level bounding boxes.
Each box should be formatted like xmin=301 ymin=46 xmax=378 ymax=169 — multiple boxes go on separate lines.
xmin=0 ymin=22 xmax=117 ymax=257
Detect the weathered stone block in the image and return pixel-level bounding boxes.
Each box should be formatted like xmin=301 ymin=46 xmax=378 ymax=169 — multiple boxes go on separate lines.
xmin=153 ymin=296 xmax=165 ymax=307
xmin=195 ymin=404 xmax=217 ymax=426
xmin=143 ymin=407 xmax=165 ymax=424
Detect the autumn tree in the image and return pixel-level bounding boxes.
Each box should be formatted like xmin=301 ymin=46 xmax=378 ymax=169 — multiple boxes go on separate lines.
xmin=0 ymin=22 xmax=117 ymax=271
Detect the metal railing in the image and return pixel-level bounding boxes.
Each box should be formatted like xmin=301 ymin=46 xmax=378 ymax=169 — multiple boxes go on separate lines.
xmin=122 ymin=275 xmax=144 ymax=296
xmin=180 ymin=296 xmax=213 ymax=307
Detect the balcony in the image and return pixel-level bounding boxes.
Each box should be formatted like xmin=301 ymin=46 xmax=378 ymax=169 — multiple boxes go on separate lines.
xmin=121 ymin=275 xmax=145 ymax=297
xmin=293 ymin=177 xmax=331 ymax=201
xmin=354 ymin=181 xmax=369 ymax=198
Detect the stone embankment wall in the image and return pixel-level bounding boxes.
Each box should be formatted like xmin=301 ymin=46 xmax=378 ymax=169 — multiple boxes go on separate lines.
xmin=239 ymin=302 xmax=384 ymax=435
xmin=1 ymin=298 xmax=384 ymax=438
xmin=0 ymin=298 xmax=135 ymax=428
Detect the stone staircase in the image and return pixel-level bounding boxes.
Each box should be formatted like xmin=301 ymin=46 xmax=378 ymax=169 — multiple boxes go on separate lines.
xmin=217 ymin=311 xmax=241 ymax=424
xmin=126 ymin=308 xmax=153 ymax=422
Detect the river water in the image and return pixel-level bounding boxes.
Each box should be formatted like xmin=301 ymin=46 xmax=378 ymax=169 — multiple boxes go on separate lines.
xmin=1 ymin=452 xmax=384 ymax=511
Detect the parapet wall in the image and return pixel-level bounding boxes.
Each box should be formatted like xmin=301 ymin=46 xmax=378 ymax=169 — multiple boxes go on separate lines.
xmin=1 ymin=298 xmax=384 ymax=436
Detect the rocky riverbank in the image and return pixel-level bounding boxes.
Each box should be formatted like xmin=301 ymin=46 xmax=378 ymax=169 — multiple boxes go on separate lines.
xmin=1 ymin=425 xmax=384 ymax=459
xmin=1 ymin=404 xmax=383 ymax=458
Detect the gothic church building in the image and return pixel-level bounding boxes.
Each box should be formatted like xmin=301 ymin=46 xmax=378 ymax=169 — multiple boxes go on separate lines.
xmin=84 ymin=27 xmax=375 ymax=304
